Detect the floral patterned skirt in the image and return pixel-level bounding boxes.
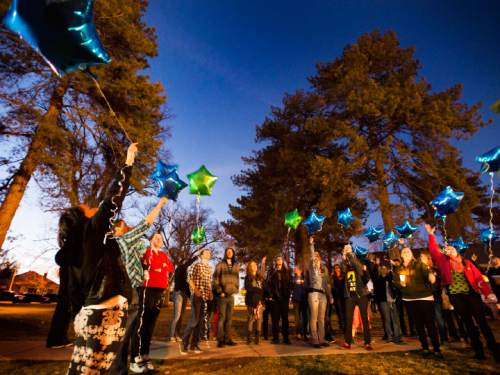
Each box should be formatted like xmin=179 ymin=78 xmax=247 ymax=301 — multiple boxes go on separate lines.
xmin=67 ymin=302 xmax=128 ymax=375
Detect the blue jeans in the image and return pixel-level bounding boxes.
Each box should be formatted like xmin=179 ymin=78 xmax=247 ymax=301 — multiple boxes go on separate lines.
xmin=379 ymin=301 xmax=402 ymax=342
xmin=217 ymin=294 xmax=235 ymax=342
xmin=182 ymin=295 xmax=203 ymax=348
xmin=308 ymin=292 xmax=327 ymax=345
xmin=170 ymin=290 xmax=188 ymax=338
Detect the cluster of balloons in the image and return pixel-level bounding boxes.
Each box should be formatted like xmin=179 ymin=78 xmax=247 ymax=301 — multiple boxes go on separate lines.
xmin=150 ymin=162 xmax=218 ymax=246
xmin=3 ymin=0 xmax=110 ymax=76
xmin=284 ymin=207 xmax=353 ymax=235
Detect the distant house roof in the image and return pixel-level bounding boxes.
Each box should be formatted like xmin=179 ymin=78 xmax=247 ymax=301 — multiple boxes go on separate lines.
xmin=12 ymin=271 xmax=59 ymax=292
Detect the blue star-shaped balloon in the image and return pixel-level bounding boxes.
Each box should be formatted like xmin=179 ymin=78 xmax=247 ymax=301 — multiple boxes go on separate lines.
xmin=448 ymin=237 xmax=469 ymax=254
xmin=303 ymin=210 xmax=325 ymax=235
xmin=150 ymin=162 xmax=187 ymax=201
xmin=353 ymin=245 xmax=369 ymax=258
xmin=395 ymin=221 xmax=418 ymax=239
xmin=430 ymin=186 xmax=464 ymax=219
xmin=337 ymin=208 xmax=353 ymax=228
xmin=2 ymin=0 xmax=111 ymax=76
xmin=383 ymin=231 xmax=399 ymax=251
xmin=480 ymin=228 xmax=498 ymax=245
xmin=150 ymin=161 xmax=177 ymax=180
xmin=364 ymin=226 xmax=384 ymax=242
xmin=476 ymin=146 xmax=500 ymax=174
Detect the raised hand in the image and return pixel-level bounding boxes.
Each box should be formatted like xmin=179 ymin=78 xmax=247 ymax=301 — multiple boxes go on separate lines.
xmin=424 ymin=224 xmax=436 ymax=235
xmin=125 ymin=143 xmax=139 ymax=166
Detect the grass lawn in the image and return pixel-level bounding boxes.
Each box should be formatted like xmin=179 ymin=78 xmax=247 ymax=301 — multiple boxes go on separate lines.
xmin=1 ymin=350 xmax=498 ymax=375
xmin=0 ymin=302 xmax=499 ymax=374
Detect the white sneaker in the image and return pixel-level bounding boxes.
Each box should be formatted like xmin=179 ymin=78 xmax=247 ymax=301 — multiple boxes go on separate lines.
xmin=169 ymin=337 xmax=176 ymax=342
xmin=129 ymin=362 xmax=148 ymax=374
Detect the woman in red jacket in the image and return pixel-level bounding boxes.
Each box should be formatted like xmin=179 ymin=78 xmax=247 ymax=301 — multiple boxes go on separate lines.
xmin=130 ymin=232 xmax=174 ymax=372
xmin=425 ymin=224 xmax=499 ymax=362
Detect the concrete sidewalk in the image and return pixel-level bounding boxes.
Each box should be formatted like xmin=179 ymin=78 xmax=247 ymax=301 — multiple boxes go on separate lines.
xmin=0 ymin=338 xmax=420 ymax=361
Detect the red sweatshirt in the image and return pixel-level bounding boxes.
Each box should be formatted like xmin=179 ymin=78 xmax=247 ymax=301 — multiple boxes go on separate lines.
xmin=428 ymin=234 xmax=492 ymax=297
xmin=143 ymin=248 xmax=174 ymax=289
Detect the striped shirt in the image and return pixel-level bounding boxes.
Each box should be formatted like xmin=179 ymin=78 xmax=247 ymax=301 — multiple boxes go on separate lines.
xmin=115 ymin=220 xmax=150 ymax=288
xmin=187 ymin=260 xmax=212 ymax=300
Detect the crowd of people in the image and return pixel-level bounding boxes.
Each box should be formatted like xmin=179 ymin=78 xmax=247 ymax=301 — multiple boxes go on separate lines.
xmin=47 ymin=144 xmax=500 ymax=374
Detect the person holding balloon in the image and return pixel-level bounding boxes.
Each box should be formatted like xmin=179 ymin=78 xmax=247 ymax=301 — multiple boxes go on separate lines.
xmin=55 ymin=143 xmax=137 ymax=374
xmin=110 ymin=197 xmax=169 ymax=375
xmin=340 ymin=243 xmax=373 ymax=351
xmin=426 ymin=225 xmax=499 ymax=362
xmin=306 ymin=237 xmax=334 ymax=348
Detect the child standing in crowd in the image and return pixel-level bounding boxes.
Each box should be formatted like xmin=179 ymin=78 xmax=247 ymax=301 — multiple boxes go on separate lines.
xmin=393 ymin=246 xmax=442 ymax=358
xmin=181 ymin=249 xmax=213 ymax=355
xmin=213 ymin=247 xmax=240 ymax=348
xmin=307 ymin=237 xmax=334 ymax=348
xmin=58 ymin=143 xmax=137 ymax=375
xmin=130 ymin=232 xmax=174 ymax=372
xmin=244 ymin=259 xmax=265 ymax=344
xmin=426 ymin=225 xmax=499 ymax=362
xmin=341 ymin=244 xmax=373 ymax=351
xmin=267 ymin=255 xmax=292 ymax=344
xmin=292 ymin=264 xmax=308 ymax=340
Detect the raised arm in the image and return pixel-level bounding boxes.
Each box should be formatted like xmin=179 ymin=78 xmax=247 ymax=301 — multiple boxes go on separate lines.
xmin=425 ymin=224 xmax=446 ymax=266
xmin=90 ymin=143 xmax=138 ymax=236
xmin=145 ymin=197 xmax=168 ymax=225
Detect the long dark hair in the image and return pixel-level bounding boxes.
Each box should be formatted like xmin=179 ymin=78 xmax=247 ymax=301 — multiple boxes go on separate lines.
xmin=56 ymin=207 xmax=87 ymax=267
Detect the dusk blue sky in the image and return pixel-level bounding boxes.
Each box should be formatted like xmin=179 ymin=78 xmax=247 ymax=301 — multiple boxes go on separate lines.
xmin=6 ymin=0 xmax=500 ymax=277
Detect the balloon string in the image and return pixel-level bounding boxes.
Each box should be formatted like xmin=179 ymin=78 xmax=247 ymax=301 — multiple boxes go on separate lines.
xmin=441 ymin=217 xmax=448 ymax=245
xmin=86 ymin=71 xmax=133 ymax=143
xmin=103 ymin=167 xmax=126 ymax=244
xmin=136 ymin=252 xmax=152 ymax=361
xmin=486 ymin=172 xmax=495 ymax=272
xmin=196 ymin=194 xmax=201 ymax=231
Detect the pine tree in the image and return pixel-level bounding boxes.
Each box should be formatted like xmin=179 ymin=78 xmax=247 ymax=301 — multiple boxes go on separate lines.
xmin=225 ymin=91 xmax=366 ymax=264
xmin=0 ymin=0 xmax=168 ymax=248
xmin=227 ymin=30 xmax=491 ymax=260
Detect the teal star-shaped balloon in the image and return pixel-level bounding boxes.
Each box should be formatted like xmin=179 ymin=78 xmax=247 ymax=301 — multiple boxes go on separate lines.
xmin=353 ymin=245 xmax=369 ymax=258
xmin=337 ymin=208 xmax=354 ymax=228
xmin=187 ymin=165 xmax=218 ymax=196
xmin=383 ymin=231 xmax=399 ymax=251
xmin=150 ymin=162 xmax=187 ymax=201
xmin=191 ymin=226 xmax=206 ymax=245
xmin=430 ymin=186 xmax=464 ymax=219
xmin=284 ymin=209 xmax=303 ymax=230
xmin=449 ymin=237 xmax=469 ymax=254
xmin=395 ymin=221 xmax=418 ymax=239
xmin=476 ymin=146 xmax=500 ymax=174
xmin=303 ymin=210 xmax=325 ymax=235
xmin=3 ymin=0 xmax=111 ymax=76
xmin=364 ymin=226 xmax=383 ymax=242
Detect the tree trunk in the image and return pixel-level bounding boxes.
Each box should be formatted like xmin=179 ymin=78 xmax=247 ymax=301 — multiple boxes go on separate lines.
xmin=374 ymin=151 xmax=394 ymax=232
xmin=294 ymin=224 xmax=309 ymax=267
xmin=0 ymin=81 xmax=68 ymax=249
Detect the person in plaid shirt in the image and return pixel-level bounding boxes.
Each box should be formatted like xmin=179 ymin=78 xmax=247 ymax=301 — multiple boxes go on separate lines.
xmin=110 ymin=196 xmax=168 ymax=375
xmin=181 ymin=248 xmax=213 ymax=354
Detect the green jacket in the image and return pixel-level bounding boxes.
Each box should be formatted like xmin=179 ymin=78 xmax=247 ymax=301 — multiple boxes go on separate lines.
xmin=213 ymin=260 xmax=240 ymax=296
xmin=393 ymin=259 xmax=433 ymax=300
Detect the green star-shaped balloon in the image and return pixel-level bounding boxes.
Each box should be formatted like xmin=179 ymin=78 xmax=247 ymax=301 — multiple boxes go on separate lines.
xmin=284 ymin=208 xmax=303 ymax=230
xmin=191 ymin=226 xmax=206 ymax=245
xmin=187 ymin=165 xmax=218 ymax=196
